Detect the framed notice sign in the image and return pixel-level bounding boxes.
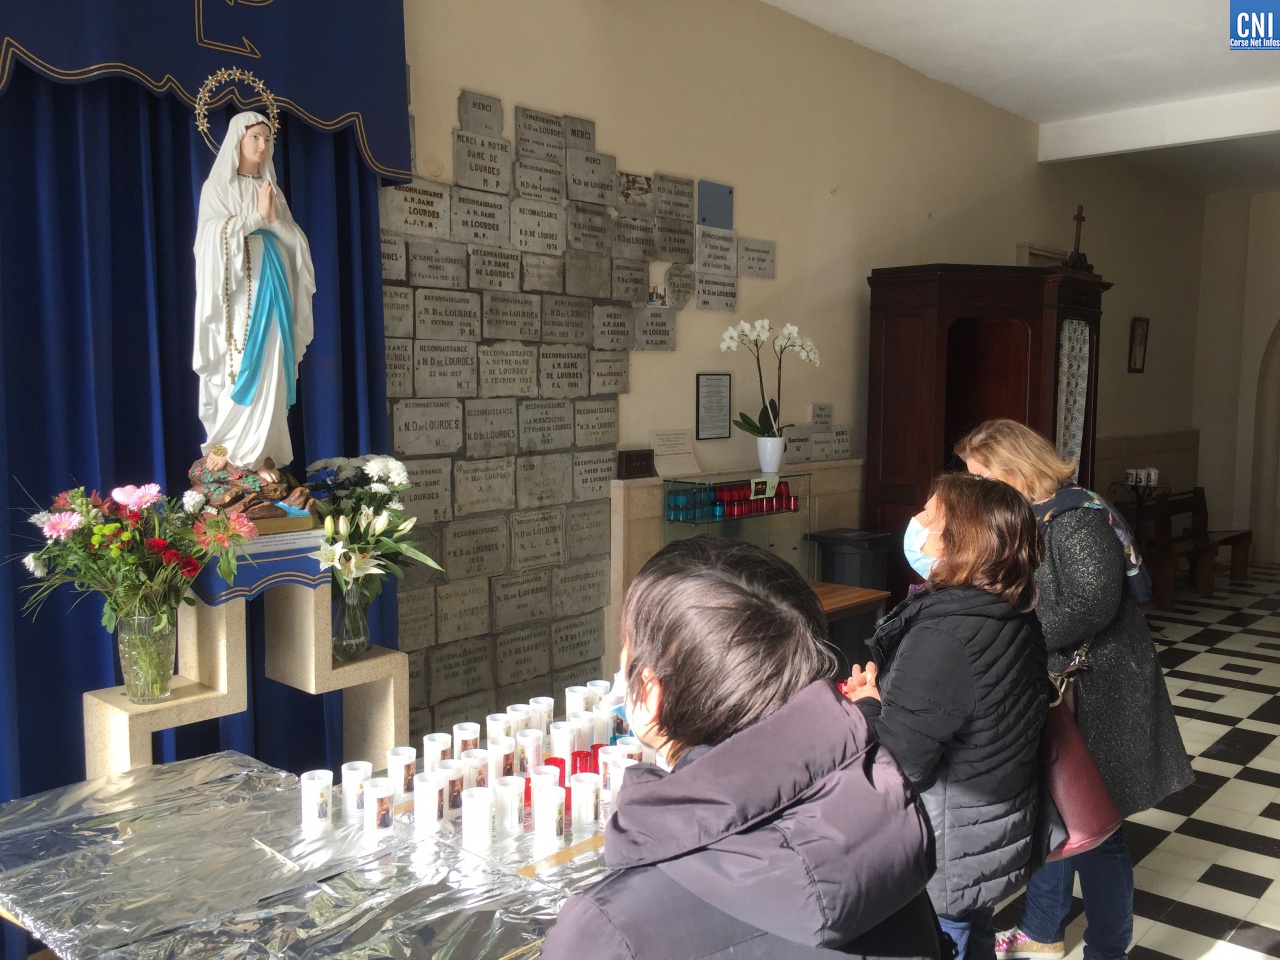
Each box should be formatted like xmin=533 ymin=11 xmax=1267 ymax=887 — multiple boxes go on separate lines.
xmin=696 ymin=373 xmax=732 ymax=440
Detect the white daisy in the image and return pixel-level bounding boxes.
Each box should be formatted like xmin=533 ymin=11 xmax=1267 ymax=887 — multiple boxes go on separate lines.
xmin=22 ymin=553 xmax=47 ymax=578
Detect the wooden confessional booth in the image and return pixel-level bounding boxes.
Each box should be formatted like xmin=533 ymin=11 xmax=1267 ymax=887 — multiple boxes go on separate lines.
xmin=864 ymin=264 xmax=1112 ymax=600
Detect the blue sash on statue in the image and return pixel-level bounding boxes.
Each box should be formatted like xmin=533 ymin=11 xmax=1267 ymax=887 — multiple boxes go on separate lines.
xmin=230 ymin=229 xmax=296 ymax=408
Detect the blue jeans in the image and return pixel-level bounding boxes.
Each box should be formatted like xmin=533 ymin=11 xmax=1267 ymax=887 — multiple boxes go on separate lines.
xmin=940 ymin=907 xmax=995 ymax=960
xmin=1019 ymin=829 xmax=1133 ymax=960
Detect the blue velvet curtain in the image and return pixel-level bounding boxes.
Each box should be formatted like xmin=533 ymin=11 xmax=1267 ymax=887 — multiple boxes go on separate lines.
xmin=0 ymin=64 xmax=390 ymax=956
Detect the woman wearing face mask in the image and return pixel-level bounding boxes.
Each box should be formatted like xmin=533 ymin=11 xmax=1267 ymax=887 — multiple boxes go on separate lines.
xmin=542 ymin=535 xmax=943 ymax=960
xmin=955 ymin=420 xmax=1192 ymax=960
xmin=845 ymin=473 xmax=1050 ymax=960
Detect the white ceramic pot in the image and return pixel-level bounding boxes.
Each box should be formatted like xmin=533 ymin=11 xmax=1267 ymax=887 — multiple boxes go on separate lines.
xmin=756 ymin=436 xmax=784 ymax=474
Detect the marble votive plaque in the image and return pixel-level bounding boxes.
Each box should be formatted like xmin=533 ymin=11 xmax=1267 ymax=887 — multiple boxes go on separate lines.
xmin=450 ymin=187 xmax=510 ymax=247
xmin=611 ymin=259 xmax=647 ymax=304
xmin=434 ymin=689 xmax=497 ymax=736
xmin=664 ymin=263 xmax=695 ymax=310
xmin=696 ymin=225 xmax=738 ymax=276
xmin=385 ymin=337 xmax=413 ymax=398
xmin=393 ymin=399 xmax=463 ymax=458
xmin=573 ymin=449 xmax=615 ymax=501
xmin=442 ymin=516 xmax=509 ymax=580
xmin=833 ymin=424 xmax=851 ymax=459
xmin=541 ymin=296 xmax=592 ymax=344
xmin=522 ymin=254 xmax=564 ymax=294
xmin=514 ymin=157 xmax=566 ymax=204
xmin=563 ymin=115 xmax=595 ymax=151
xmin=564 ymin=249 xmax=611 ymax=299
xmin=435 ymin=577 xmax=491 ymax=647
xmin=538 ymin=345 xmax=589 ymax=398
xmin=589 ymin=350 xmax=630 ymax=394
xmin=482 ymin=291 xmax=542 ymax=341
xmin=515 ymin=106 xmax=565 ymax=165
xmin=452 ymin=457 xmax=515 ymax=516
xmin=611 ymin=217 xmax=656 ymax=262
xmin=380 ymin=179 xmax=450 ymax=239
xmin=415 ymin=340 xmax=477 ymax=398
xmin=566 ymin=149 xmax=617 ymax=206
xmin=567 ymin=201 xmax=611 ymax=255
xmin=573 ymin=398 xmax=619 ymax=448
xmin=635 ymin=307 xmax=675 ymax=350
xmin=383 ymin=285 xmax=413 ymax=338
xmin=495 ymin=623 xmax=551 ymax=687
xmin=518 ymin=399 xmax=574 ymax=452
xmin=464 ymin=398 xmax=518 ymax=459
xmin=453 ymin=129 xmax=512 ymax=195
xmin=738 ymin=238 xmax=776 ymax=279
xmin=468 ymin=246 xmax=522 ymax=292
xmin=516 ymin=453 xmax=573 ymax=509
xmin=426 ymin=634 xmax=492 ymax=705
xmin=381 ymin=236 xmax=406 ymax=281
xmin=615 ymin=172 xmax=655 ymax=219
xmin=478 ymin=341 xmax=538 ymax=399
xmin=656 ymin=217 xmax=695 ymax=263
xmin=458 ymin=90 xmax=503 ymax=136
xmin=566 ymin=501 xmax=611 ymax=561
xmin=696 ymin=273 xmax=738 ymax=313
xmin=415 ymin=289 xmax=480 ymax=341
xmin=551 ymin=611 xmax=604 ymax=670
xmin=408 ymin=239 xmax=469 ymax=290
xmin=398 ymin=584 xmax=436 ymax=652
xmin=654 ymin=173 xmax=695 ymax=221
xmin=592 ymin=304 xmax=635 ymax=350
xmin=509 ymin=507 xmax=566 ymax=572
xmin=552 ymin=559 xmax=609 ymax=622
xmin=492 ymin=569 xmax=552 ymax=630
xmin=510 ymin=197 xmax=566 ymax=257
xmin=403 ymin=457 xmax=452 ymax=525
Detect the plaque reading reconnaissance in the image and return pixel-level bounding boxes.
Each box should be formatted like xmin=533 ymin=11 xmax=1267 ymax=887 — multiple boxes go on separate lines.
xmin=517 ymin=453 xmax=574 ymax=509
xmin=696 ymin=273 xmax=738 ymax=313
xmin=442 ymin=516 xmax=510 ymax=580
xmin=495 ymin=623 xmax=550 ymax=687
xmin=404 ymin=458 xmax=452 ymax=524
xmin=393 ymin=399 xmax=463 ymax=458
xmin=415 ymin=340 xmax=478 ymax=398
xmin=566 ymin=149 xmax=617 ymax=206
xmin=465 ymin=398 xmax=518 ymax=459
xmin=574 ymin=398 xmax=619 ymax=447
xmin=656 ymin=218 xmax=695 ymax=263
xmin=408 ymin=239 xmax=468 ymax=290
xmin=516 ymin=106 xmax=566 ymax=165
xmin=436 ymin=580 xmax=491 ymax=649
xmin=458 ymin=90 xmax=503 ymax=136
xmin=514 ymin=158 xmax=565 ymax=204
xmin=518 ymin=399 xmax=575 ymax=452
xmin=552 ymin=610 xmax=604 ymax=670
xmin=552 ymin=559 xmax=611 ymax=619
xmin=592 ymin=305 xmax=635 ymax=351
xmin=384 ymin=286 xmax=413 ymax=339
xmin=567 ymin=501 xmax=611 ymax=560
xmin=615 ymin=172 xmax=655 ymax=219
xmin=738 ymin=238 xmax=776 ymax=279
xmin=482 ymin=291 xmax=541 ymax=341
xmin=469 ymin=246 xmax=522 ymax=292
xmin=385 ymin=337 xmax=413 ymax=398
xmin=696 ymin=225 xmax=738 ymax=276
xmin=415 ymin=289 xmax=480 ymax=341
xmin=573 ymin=449 xmax=616 ymax=501
xmin=381 ymin=236 xmax=406 ymax=281
xmin=450 ymin=187 xmax=510 ymax=247
xmin=453 ymin=129 xmax=512 ymax=194
xmin=478 ymin=341 xmax=538 ymax=399
xmin=611 ymin=217 xmax=657 ymax=262
xmin=510 ymin=197 xmax=566 ymax=257
xmin=636 ymin=307 xmax=676 ymax=350
xmin=538 ymin=345 xmax=589 ymax=398
xmin=429 ymin=634 xmax=493 ymax=705
xmin=380 ymin=179 xmax=450 ymax=239
xmin=590 ymin=350 xmax=630 ymax=394
xmin=492 ymin=569 xmax=552 ymax=629
xmin=567 ymin=201 xmax=611 ymax=255
xmin=541 ymin=296 xmax=593 ymax=344
xmin=654 ymin=173 xmax=695 ymax=221
xmin=612 ymin=259 xmax=647 ymax=304
xmin=521 ymin=254 xmax=564 ymax=294
xmin=565 ymin=249 xmax=611 ymax=299
xmin=453 ymin=457 xmax=516 ymax=516
xmin=509 ymin=507 xmax=566 ymax=572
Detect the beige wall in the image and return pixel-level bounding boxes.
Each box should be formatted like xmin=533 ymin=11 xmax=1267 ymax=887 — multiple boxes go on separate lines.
xmin=404 ymin=0 xmax=1205 ymax=477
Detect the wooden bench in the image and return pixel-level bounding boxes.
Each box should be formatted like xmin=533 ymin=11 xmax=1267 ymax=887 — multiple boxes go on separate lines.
xmin=1121 ymin=487 xmax=1252 ymax=610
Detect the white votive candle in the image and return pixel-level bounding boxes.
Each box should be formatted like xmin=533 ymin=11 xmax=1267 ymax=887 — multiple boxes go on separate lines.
xmin=494 ymin=775 xmax=526 ymax=838
xmin=488 ymin=735 xmax=515 ymax=783
xmin=423 ymin=732 xmax=452 ymax=770
xmin=529 ymin=696 xmax=554 ymax=736
xmin=453 ymin=722 xmax=480 ymax=756
xmin=616 ymin=736 xmax=644 ymax=762
xmin=549 ymin=721 xmax=576 ymax=763
xmin=460 ymin=748 xmax=490 ymax=790
xmin=586 ymin=679 xmax=612 ymax=707
xmin=516 ymin=728 xmax=543 ymax=776
xmin=486 ymin=712 xmax=512 ymax=745
xmin=436 ymin=759 xmax=464 ymax=820
xmin=300 ymin=769 xmax=333 ymax=827
xmin=414 ymin=770 xmax=447 ymax=832
xmin=611 ymin=757 xmax=638 ymax=807
xmin=340 ymin=760 xmax=372 ymax=819
xmin=387 ymin=746 xmax=417 ymax=801
xmin=461 ymin=786 xmax=494 ymax=850
xmin=506 ymin=703 xmax=533 ymax=734
xmin=569 ymin=711 xmax=594 ymax=753
xmin=533 ymin=784 xmax=565 ymax=838
xmin=364 ymin=776 xmax=396 ymax=834
xmin=570 ymin=772 xmax=601 ymax=832
xmin=564 ymin=685 xmax=589 ymax=717
xmin=597 ymin=745 xmax=626 ymax=796
xmin=531 ymin=764 xmax=562 ymax=792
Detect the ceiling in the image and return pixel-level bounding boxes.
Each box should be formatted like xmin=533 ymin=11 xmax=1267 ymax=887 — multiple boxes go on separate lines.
xmin=762 ymin=0 xmax=1280 ymax=192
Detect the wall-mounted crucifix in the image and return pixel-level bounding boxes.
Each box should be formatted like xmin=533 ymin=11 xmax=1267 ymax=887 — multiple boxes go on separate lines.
xmin=1063 ymin=204 xmax=1095 ymax=272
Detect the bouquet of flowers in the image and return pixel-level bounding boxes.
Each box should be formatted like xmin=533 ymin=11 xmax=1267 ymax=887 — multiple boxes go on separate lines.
xmin=23 ymin=484 xmax=258 ymax=632
xmin=718 ymin=319 xmax=820 ymax=437
xmin=305 ymin=455 xmax=443 ymax=660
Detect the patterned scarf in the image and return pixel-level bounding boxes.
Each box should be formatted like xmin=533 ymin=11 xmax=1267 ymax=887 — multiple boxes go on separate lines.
xmin=1033 ymin=484 xmax=1154 ymax=606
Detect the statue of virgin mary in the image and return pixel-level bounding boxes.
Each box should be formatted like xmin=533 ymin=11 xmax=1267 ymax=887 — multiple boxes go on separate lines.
xmin=192 ymin=111 xmax=315 ymax=481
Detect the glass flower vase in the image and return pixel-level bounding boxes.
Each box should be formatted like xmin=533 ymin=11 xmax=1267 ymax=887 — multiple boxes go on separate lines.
xmin=117 ymin=614 xmax=178 ymax=704
xmin=332 ymin=579 xmax=372 ymax=662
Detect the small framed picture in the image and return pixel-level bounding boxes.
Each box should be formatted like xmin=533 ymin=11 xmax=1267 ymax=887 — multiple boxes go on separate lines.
xmin=1128 ymin=317 xmax=1149 ymax=374
xmin=696 ymin=373 xmax=732 ymax=440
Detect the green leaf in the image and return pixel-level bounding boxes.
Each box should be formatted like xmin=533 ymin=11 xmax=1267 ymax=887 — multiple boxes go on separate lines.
xmin=733 ymin=412 xmax=765 ymax=437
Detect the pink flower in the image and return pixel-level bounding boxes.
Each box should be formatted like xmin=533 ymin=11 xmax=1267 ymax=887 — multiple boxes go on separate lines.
xmin=110 ymin=484 xmax=163 ymax=512
xmin=42 ymin=511 xmax=82 ymax=540
xmin=227 ymin=513 xmax=259 ymax=539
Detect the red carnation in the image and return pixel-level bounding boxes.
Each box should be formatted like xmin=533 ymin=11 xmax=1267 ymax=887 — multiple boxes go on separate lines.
xmin=145 ymin=538 xmax=169 ymax=555
xmin=180 ymin=557 xmax=201 ymax=578
xmin=123 ymin=510 xmax=142 ymax=526
xmin=162 ymin=549 xmax=181 ymax=566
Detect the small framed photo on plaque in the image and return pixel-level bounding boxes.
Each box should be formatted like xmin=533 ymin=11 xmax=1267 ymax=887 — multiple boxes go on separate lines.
xmin=1127 ymin=316 xmax=1149 ymax=374
xmin=696 ymin=373 xmax=732 ymax=440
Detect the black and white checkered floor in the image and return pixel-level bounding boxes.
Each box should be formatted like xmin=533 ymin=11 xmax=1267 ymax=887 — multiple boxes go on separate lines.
xmin=992 ymin=562 xmax=1280 ymax=960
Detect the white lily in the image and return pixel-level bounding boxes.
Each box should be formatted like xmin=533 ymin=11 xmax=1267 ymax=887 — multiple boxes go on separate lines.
xmin=359 ymin=504 xmax=376 ymax=530
xmin=372 ymin=512 xmax=391 ymax=537
xmin=338 ymin=514 xmax=351 ymax=539
xmin=349 ymin=553 xmax=384 ymax=578
xmin=324 ymin=515 xmax=335 ymax=539
xmin=311 ymin=539 xmax=346 ymax=572
xmin=397 ymin=516 xmax=418 ymax=536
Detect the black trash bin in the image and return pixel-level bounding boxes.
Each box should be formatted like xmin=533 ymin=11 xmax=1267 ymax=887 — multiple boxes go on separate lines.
xmin=806 ymin=529 xmax=896 ymax=673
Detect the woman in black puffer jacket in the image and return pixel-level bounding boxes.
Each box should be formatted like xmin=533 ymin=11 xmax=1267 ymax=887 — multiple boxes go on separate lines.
xmin=846 ymin=473 xmax=1051 ymax=960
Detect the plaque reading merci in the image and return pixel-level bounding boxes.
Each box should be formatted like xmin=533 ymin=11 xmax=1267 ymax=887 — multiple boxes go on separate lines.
xmin=649 ymin=429 xmax=702 ymax=477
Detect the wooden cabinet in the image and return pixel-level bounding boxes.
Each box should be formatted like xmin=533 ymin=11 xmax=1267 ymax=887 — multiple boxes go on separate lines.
xmin=864 ymin=264 xmax=1112 ymax=598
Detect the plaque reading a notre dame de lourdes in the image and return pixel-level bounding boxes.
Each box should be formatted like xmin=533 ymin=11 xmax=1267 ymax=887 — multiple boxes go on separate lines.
xmin=408 ymin=239 xmax=468 ymax=290
xmin=451 ymin=186 xmax=510 ymax=247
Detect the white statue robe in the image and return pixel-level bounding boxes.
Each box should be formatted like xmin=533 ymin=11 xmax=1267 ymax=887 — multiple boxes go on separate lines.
xmin=192 ymin=112 xmax=315 ymax=470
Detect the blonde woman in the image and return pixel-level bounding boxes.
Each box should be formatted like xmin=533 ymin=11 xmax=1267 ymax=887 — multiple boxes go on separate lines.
xmin=956 ymin=420 xmax=1192 ymax=960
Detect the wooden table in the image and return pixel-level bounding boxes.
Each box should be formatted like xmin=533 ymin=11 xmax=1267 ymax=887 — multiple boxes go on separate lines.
xmin=811 ymin=582 xmax=889 ymax=622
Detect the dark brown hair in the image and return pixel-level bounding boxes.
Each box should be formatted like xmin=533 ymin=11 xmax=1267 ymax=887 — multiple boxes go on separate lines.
xmin=929 ymin=473 xmax=1042 ymax=611
xmin=621 ymin=535 xmax=837 ymax=763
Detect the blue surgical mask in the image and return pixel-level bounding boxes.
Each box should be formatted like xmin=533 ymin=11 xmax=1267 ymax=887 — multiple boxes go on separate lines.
xmin=903 ymin=516 xmax=936 ymax=580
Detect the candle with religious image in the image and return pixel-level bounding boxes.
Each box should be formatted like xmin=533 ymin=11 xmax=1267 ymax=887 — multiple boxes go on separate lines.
xmin=435 ymin=759 xmax=465 ymax=820
xmin=488 ymin=735 xmax=516 ymax=783
xmin=387 ymin=746 xmax=417 ymax=802
xmin=597 ymin=745 xmax=625 ymax=796
xmin=549 ymin=721 xmax=576 ymax=763
xmin=340 ymin=761 xmax=372 ymax=819
xmin=453 ymin=722 xmax=480 ymax=756
xmin=615 ymin=736 xmax=644 ymax=763
xmin=364 ymin=777 xmax=396 ymax=834
xmin=569 ymin=772 xmax=601 ymax=832
xmin=569 ymin=711 xmax=594 ymax=753
xmin=493 ymin=775 xmax=526 ymax=838
xmin=593 ymin=696 xmax=624 ymax=745
xmin=586 ymin=679 xmax=611 ymax=708
xmin=564 ymin=685 xmax=589 ymax=717
xmin=506 ymin=703 xmax=533 ymax=734
xmin=422 ymin=732 xmax=451 ymax=772
xmin=516 ymin=728 xmax=543 ymax=776
xmin=460 ymin=748 xmax=490 ymax=790
xmin=300 ymin=769 xmax=332 ymax=828
xmin=531 ymin=763 xmax=562 ymax=792
xmin=529 ymin=696 xmax=554 ymax=736
xmin=413 ymin=770 xmax=447 ymax=833
xmin=533 ymin=784 xmax=565 ymax=838
xmin=486 ymin=712 xmax=512 ymax=746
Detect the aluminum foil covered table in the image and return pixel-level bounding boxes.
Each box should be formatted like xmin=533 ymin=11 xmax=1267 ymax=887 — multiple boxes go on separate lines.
xmin=0 ymin=751 xmax=609 ymax=959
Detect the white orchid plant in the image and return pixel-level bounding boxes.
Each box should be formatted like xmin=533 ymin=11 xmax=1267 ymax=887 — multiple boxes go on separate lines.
xmin=718 ymin=319 xmax=820 ymax=438
xmin=305 ymin=455 xmax=441 ymax=599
